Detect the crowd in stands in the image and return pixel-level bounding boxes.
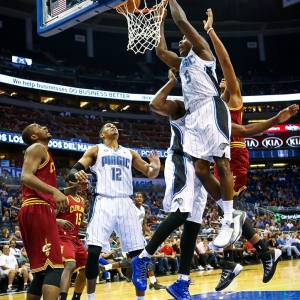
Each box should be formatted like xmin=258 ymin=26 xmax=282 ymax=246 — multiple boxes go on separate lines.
xmin=0 ymin=164 xmax=300 ymax=292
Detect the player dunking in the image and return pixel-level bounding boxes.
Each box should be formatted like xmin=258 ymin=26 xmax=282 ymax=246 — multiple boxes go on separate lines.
xmin=99 ymin=192 xmax=166 ymax=290
xmin=203 ymin=8 xmax=286 ymax=290
xmin=56 ymin=178 xmax=87 ymax=300
xmin=66 ymin=123 xmax=161 ymax=300
xmin=19 ymin=124 xmax=88 ymax=300
xmin=155 ymin=0 xmax=239 ymax=250
xmin=132 ymin=69 xmax=299 ymax=299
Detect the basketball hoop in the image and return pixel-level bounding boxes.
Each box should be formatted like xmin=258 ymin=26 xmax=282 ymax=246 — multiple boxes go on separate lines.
xmin=115 ymin=0 xmax=168 ymax=54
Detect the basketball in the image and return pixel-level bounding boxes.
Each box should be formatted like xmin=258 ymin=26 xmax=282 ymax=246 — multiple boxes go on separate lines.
xmin=117 ymin=0 xmax=141 ymax=14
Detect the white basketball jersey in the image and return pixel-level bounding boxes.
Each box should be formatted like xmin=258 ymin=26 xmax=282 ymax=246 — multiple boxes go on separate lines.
xmin=135 ymin=205 xmax=145 ymax=228
xmin=179 ymin=49 xmax=219 ymax=110
xmin=90 ymin=144 xmax=133 ymax=197
xmin=167 ymin=115 xmax=186 ymax=156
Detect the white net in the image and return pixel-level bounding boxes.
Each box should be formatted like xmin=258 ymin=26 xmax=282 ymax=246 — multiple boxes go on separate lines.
xmin=116 ymin=0 xmax=168 ymax=54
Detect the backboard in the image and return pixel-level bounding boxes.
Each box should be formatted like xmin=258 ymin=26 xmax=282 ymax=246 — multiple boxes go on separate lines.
xmin=37 ymin=0 xmax=126 ymax=37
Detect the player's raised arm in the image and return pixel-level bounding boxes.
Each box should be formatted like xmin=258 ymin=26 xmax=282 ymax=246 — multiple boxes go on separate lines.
xmin=67 ymin=145 xmax=98 ymax=182
xmin=149 ymin=69 xmax=182 ymax=117
xmin=204 ymin=8 xmax=241 ymax=103
xmin=155 ymin=8 xmax=181 ymax=69
xmin=130 ymin=150 xmax=161 ymax=178
xmin=169 ymin=0 xmax=213 ymax=61
xmin=232 ymin=104 xmax=299 ymax=137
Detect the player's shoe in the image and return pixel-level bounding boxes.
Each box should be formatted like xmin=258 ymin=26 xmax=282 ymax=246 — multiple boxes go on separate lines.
xmin=231 ymin=210 xmax=247 ymax=244
xmin=149 ymin=281 xmax=167 ymax=290
xmin=258 ymin=248 xmax=282 ymax=283
xmin=98 ymin=263 xmax=106 ymax=272
xmin=6 ymin=286 xmax=18 ymax=293
xmin=131 ymin=256 xmax=150 ymax=291
xmin=167 ymin=279 xmax=192 ymax=300
xmin=213 ymin=219 xmax=234 ymax=248
xmin=215 ymin=261 xmax=243 ymax=291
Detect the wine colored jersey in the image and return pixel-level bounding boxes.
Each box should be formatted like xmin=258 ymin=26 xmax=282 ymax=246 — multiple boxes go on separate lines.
xmin=22 ymin=150 xmax=57 ymax=208
xmin=57 ymin=195 xmax=85 ymax=236
xmin=229 ymin=103 xmax=245 ymax=148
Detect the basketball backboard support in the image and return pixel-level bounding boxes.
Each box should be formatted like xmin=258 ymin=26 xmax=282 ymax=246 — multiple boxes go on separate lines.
xmin=37 ymin=0 xmax=126 ymax=37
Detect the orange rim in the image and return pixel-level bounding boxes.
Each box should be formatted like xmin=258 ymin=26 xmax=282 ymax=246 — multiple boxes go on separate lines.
xmin=114 ymin=0 xmax=168 ymax=14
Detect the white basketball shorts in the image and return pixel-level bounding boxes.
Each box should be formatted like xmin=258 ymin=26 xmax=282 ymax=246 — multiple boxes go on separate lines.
xmin=163 ymin=153 xmax=207 ymax=224
xmin=86 ymin=196 xmax=145 ymax=254
xmin=184 ymin=96 xmax=231 ymax=162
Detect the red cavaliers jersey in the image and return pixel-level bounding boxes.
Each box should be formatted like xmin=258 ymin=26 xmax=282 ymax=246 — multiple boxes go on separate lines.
xmin=57 ymin=195 xmax=85 ymax=236
xmin=22 ymin=150 xmax=57 ymax=208
xmin=229 ymin=103 xmax=245 ymax=148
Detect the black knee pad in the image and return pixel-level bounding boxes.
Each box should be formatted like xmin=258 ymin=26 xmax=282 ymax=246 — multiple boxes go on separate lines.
xmin=85 ymin=245 xmax=102 ymax=279
xmin=242 ymin=218 xmax=256 ymax=240
xmin=43 ymin=268 xmax=63 ymax=288
xmin=27 ymin=274 xmax=44 ymax=297
xmin=147 ymin=263 xmax=154 ymax=272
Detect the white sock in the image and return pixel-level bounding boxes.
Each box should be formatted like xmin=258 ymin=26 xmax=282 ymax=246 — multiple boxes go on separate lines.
xmin=87 ymin=293 xmax=95 ymax=300
xmin=8 ymin=284 xmax=12 ymax=288
xmin=178 ymin=274 xmax=189 ymax=281
xmin=149 ymin=276 xmax=156 ymax=284
xmin=216 ymin=199 xmax=224 ymax=210
xmin=105 ymin=264 xmax=112 ymax=270
xmin=222 ymin=200 xmax=234 ymax=222
xmin=136 ymin=297 xmax=145 ymax=300
xmin=139 ymin=249 xmax=151 ymax=259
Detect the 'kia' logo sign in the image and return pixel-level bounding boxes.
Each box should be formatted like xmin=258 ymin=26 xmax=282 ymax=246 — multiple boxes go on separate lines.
xmin=286 ymin=136 xmax=300 ymax=147
xmin=245 ymin=138 xmax=259 ymax=148
xmin=262 ymin=137 xmax=283 ymax=148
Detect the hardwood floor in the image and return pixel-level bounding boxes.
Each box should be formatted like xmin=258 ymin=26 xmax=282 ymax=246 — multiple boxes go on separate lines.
xmin=2 ymin=259 xmax=299 ymax=300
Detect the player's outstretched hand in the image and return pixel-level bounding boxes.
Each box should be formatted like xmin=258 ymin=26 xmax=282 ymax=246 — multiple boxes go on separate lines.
xmin=145 ymin=150 xmax=160 ymax=171
xmin=203 ymin=8 xmax=213 ymax=31
xmin=168 ymin=68 xmax=178 ymax=83
xmin=276 ymin=104 xmax=299 ymax=123
xmin=74 ymin=170 xmax=89 ymax=182
xmin=53 ymin=189 xmax=69 ymax=211
xmin=57 ymin=219 xmax=75 ymax=231
xmin=75 ymin=180 xmax=90 ymax=192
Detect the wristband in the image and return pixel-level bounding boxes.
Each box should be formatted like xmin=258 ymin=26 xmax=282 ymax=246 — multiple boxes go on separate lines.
xmin=207 ymin=27 xmax=214 ymax=34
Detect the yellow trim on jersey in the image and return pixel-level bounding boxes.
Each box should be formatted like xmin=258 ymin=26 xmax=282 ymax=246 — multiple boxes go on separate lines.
xmin=63 ymin=258 xmax=76 ymax=263
xmin=228 ymin=101 xmax=243 ymax=111
xmin=233 ymin=186 xmax=247 ymax=198
xmin=74 ymin=266 xmax=85 ymax=273
xmin=69 ymin=195 xmax=83 ymax=203
xmin=22 ymin=198 xmax=50 ymax=207
xmin=38 ymin=152 xmax=50 ymax=170
xmin=230 ymin=142 xmax=246 ymax=148
xmin=31 ymin=260 xmax=63 ymax=274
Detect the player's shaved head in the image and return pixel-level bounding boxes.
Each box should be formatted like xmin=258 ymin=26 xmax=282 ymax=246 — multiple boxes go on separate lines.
xmin=22 ymin=124 xmax=37 ymax=145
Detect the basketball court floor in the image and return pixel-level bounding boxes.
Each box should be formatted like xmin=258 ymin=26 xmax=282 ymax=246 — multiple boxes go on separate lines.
xmin=2 ymin=259 xmax=299 ymax=300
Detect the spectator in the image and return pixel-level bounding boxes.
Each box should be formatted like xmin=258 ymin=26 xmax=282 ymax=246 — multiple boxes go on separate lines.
xmin=196 ymin=239 xmax=214 ymax=270
xmin=2 ymin=210 xmax=10 ymax=222
xmin=0 ymin=244 xmax=29 ymax=292
xmin=10 ymin=209 xmax=18 ymax=224
xmin=0 ymin=228 xmax=9 ymax=242
xmin=9 ymin=238 xmax=21 ymax=257
xmin=17 ymin=248 xmax=33 ymax=284
xmin=160 ymin=240 xmax=178 ymax=274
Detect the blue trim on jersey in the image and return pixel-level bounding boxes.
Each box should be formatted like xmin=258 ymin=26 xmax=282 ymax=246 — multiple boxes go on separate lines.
xmin=204 ymin=62 xmax=220 ymax=96
xmin=171 ymin=154 xmax=188 ymax=199
xmin=103 ymin=144 xmax=121 ymax=152
xmin=212 ymin=97 xmax=230 ymax=142
xmin=88 ymin=168 xmax=98 ymax=225
xmin=170 ymin=120 xmax=184 ymax=148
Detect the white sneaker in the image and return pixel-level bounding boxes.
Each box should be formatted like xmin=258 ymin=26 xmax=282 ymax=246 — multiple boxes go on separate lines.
xmin=198 ymin=265 xmax=204 ymax=271
xmin=230 ymin=210 xmax=247 ymax=244
xmin=213 ymin=219 xmax=234 ymax=248
xmin=207 ymin=264 xmax=214 ymax=269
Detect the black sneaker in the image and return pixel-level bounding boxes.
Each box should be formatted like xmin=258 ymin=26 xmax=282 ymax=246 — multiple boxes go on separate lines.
xmin=258 ymin=249 xmax=282 ymax=283
xmin=215 ymin=261 xmax=243 ymax=291
xmin=149 ymin=281 xmax=167 ymax=290
xmin=7 ymin=286 xmax=18 ymax=293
